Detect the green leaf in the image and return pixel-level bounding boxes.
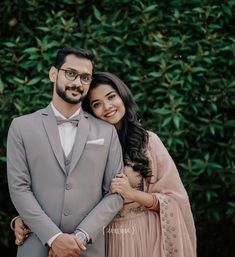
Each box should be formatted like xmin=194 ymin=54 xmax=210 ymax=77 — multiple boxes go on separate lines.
xmin=0 ymin=78 xmax=4 ymax=93
xmin=222 ymin=4 xmax=233 ymax=16
xmin=26 ymin=77 xmax=42 ymax=86
xmin=173 ymin=115 xmax=180 ymax=129
xmin=93 ymin=6 xmax=102 ymax=21
xmin=36 ymin=26 xmax=51 ymax=32
xmin=153 ymin=108 xmax=171 ymax=115
xmin=23 ymin=47 xmax=39 ymax=54
xmin=149 ymin=72 xmax=162 ymax=78
xmin=3 ymin=42 xmax=16 ymax=47
xmin=13 ymin=77 xmax=25 ymax=84
xmin=144 ymin=4 xmax=158 ymax=13
xmin=147 ymin=56 xmax=161 ymax=62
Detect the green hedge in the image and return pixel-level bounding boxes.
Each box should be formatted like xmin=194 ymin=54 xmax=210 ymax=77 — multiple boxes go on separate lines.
xmin=0 ymin=1 xmax=234 ymax=256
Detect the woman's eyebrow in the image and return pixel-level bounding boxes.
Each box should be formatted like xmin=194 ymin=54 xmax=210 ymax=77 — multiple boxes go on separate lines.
xmin=90 ymin=91 xmax=115 ymax=105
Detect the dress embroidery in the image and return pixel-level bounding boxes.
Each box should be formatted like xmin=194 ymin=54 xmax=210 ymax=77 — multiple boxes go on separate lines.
xmin=158 ymin=194 xmax=178 ymax=257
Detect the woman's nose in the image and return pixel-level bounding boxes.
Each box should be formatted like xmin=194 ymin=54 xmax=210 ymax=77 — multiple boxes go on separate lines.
xmin=103 ymin=101 xmax=112 ymax=110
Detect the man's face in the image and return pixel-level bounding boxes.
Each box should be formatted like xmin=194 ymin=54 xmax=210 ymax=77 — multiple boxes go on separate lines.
xmin=50 ymin=54 xmax=93 ymax=105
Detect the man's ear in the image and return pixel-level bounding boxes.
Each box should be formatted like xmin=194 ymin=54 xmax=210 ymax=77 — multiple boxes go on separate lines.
xmin=49 ymin=66 xmax=57 ymax=83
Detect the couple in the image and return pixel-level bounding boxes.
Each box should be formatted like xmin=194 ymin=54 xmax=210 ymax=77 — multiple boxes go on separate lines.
xmin=8 ymin=47 xmax=197 ymax=257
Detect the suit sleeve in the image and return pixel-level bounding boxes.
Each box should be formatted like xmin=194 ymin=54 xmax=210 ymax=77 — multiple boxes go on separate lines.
xmin=77 ymin=125 xmax=124 ymax=242
xmin=7 ymin=119 xmax=61 ymax=245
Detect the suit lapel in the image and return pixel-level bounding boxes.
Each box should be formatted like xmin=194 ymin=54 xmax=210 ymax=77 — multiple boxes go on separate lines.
xmin=41 ymin=105 xmax=66 ymax=174
xmin=69 ymin=110 xmax=89 ymax=174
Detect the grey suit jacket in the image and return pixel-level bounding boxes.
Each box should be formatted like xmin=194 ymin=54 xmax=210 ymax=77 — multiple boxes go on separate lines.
xmin=7 ymin=105 xmax=124 ymax=257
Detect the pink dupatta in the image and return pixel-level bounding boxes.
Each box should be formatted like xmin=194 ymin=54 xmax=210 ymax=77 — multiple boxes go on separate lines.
xmin=145 ymin=131 xmax=197 ymax=257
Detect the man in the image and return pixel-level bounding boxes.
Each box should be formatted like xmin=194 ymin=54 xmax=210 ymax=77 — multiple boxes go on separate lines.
xmin=7 ymin=47 xmax=124 ymax=257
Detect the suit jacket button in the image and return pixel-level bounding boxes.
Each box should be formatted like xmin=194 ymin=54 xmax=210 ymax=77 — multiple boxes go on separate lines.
xmin=66 ymin=183 xmax=72 ymax=190
xmin=64 ymin=210 xmax=70 ymax=216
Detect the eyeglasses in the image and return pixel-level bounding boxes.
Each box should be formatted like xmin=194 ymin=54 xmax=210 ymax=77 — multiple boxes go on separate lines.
xmin=58 ymin=68 xmax=93 ymax=85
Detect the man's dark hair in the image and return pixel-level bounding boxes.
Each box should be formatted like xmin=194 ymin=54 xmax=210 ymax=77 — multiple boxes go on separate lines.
xmin=54 ymin=47 xmax=94 ymax=72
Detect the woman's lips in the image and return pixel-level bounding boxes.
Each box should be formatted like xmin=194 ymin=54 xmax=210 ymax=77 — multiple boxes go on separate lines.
xmin=104 ymin=110 xmax=117 ymax=118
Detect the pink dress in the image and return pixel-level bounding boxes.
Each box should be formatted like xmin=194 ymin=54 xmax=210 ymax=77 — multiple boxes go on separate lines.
xmin=105 ymin=131 xmax=197 ymax=257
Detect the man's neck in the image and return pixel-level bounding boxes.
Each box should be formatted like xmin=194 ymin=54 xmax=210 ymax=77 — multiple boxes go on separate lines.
xmin=52 ymin=99 xmax=81 ymax=118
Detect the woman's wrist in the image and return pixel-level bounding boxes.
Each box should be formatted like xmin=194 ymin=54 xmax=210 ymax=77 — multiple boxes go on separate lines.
xmin=146 ymin=193 xmax=159 ymax=211
xmin=10 ymin=215 xmax=20 ymax=231
xmin=127 ymin=187 xmax=137 ymax=201
xmin=128 ymin=189 xmax=159 ymax=211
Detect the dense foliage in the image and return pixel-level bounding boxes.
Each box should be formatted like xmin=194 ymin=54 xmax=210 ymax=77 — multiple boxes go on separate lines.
xmin=0 ymin=0 xmax=234 ymax=256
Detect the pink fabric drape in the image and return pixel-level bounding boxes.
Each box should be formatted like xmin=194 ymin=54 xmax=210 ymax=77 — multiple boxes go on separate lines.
xmin=145 ymin=131 xmax=197 ymax=257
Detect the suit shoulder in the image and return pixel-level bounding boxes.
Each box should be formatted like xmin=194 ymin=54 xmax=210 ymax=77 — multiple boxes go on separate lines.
xmin=11 ymin=108 xmax=44 ymax=124
xmin=84 ymin=112 xmax=115 ymax=130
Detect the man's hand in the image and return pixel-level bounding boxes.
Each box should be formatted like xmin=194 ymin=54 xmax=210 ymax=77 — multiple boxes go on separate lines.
xmin=49 ymin=233 xmax=86 ymax=257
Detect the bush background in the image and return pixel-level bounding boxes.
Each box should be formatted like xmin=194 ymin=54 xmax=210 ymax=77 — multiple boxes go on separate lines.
xmin=0 ymin=0 xmax=234 ymax=256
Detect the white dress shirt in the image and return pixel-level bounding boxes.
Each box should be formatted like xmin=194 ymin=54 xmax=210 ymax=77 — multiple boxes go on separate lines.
xmin=51 ymin=102 xmax=80 ymax=156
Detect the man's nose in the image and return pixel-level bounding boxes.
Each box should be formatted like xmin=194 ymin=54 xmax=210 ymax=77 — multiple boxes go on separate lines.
xmin=72 ymin=75 xmax=83 ymax=86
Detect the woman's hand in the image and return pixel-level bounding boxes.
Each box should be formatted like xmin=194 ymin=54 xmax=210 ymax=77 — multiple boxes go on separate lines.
xmin=14 ymin=217 xmax=31 ymax=246
xmin=110 ymin=173 xmax=134 ymax=200
xmin=111 ymin=173 xmax=159 ymax=211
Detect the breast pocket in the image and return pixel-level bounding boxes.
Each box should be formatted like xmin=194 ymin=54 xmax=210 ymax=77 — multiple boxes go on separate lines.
xmin=82 ymin=143 xmax=106 ymax=168
xmin=84 ymin=143 xmax=105 ymax=151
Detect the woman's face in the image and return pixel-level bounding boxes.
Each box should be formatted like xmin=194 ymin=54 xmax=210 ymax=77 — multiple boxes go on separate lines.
xmin=89 ymin=84 xmax=126 ymax=129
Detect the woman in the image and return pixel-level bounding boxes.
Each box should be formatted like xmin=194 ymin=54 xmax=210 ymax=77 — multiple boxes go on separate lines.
xmin=12 ymin=72 xmax=197 ymax=257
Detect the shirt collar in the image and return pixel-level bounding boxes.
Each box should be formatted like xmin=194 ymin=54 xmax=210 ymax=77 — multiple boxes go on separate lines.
xmin=50 ymin=102 xmax=81 ymax=119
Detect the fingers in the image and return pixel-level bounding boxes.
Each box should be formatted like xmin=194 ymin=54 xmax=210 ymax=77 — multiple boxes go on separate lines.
xmin=15 ymin=229 xmax=30 ymax=239
xmin=15 ymin=217 xmax=25 ymax=229
xmin=14 ymin=227 xmax=30 ymax=245
xmin=115 ymin=172 xmax=129 ymax=179
xmin=112 ymin=176 xmax=127 ymax=182
xmin=115 ymin=172 xmax=125 ymax=178
xmin=15 ymin=238 xmax=23 ymax=246
xmin=110 ymin=174 xmax=133 ymax=200
xmin=75 ymin=239 xmax=87 ymax=251
xmin=14 ymin=216 xmax=31 ymax=245
xmin=111 ymin=177 xmax=128 ymax=187
xmin=110 ymin=186 xmax=119 ymax=194
xmin=51 ymin=233 xmax=85 ymax=257
xmin=110 ymin=182 xmax=123 ymax=194
xmin=14 ymin=233 xmax=24 ymax=245
xmin=48 ymin=248 xmax=52 ymax=257
xmin=48 ymin=248 xmax=55 ymax=257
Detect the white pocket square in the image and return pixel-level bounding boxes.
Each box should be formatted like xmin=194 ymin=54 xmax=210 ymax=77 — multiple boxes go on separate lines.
xmin=87 ymin=139 xmax=104 ymax=145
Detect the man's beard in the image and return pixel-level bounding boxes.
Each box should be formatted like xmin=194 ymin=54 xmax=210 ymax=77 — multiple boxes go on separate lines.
xmin=56 ymin=83 xmax=87 ymax=104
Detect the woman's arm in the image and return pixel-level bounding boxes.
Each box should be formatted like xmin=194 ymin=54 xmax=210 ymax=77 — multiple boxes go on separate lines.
xmin=110 ymin=173 xmax=159 ymax=211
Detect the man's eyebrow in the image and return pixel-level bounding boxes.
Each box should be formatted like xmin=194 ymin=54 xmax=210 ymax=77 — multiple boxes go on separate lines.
xmin=63 ymin=67 xmax=77 ymax=72
xmin=63 ymin=67 xmax=92 ymax=75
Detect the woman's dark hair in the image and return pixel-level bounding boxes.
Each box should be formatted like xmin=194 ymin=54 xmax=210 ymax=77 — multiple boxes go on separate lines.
xmin=82 ymin=72 xmax=152 ymax=181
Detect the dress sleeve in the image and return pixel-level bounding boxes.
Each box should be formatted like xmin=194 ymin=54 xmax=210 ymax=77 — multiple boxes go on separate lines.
xmin=146 ymin=131 xmax=197 ymax=257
